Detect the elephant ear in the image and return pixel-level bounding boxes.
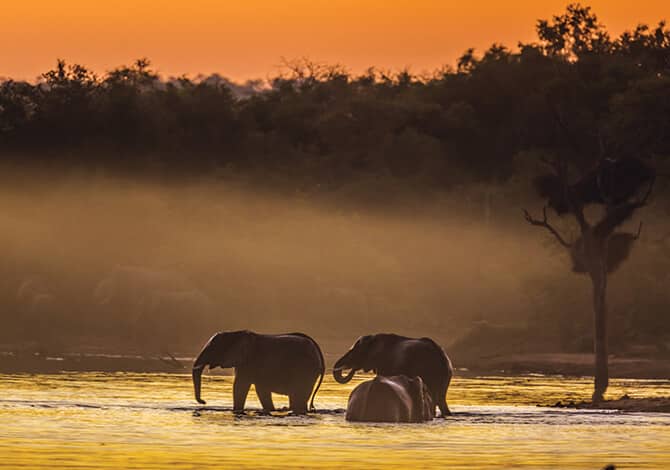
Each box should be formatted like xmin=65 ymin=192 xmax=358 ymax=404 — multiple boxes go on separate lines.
xmin=407 ymin=376 xmax=427 ymax=422
xmin=360 ymin=335 xmax=384 ymax=371
xmin=225 ymin=330 xmax=255 ymax=365
xmin=238 ymin=331 xmax=257 ymax=365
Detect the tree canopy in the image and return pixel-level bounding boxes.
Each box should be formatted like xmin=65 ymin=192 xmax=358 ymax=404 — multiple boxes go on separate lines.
xmin=0 ymin=4 xmax=667 ymax=190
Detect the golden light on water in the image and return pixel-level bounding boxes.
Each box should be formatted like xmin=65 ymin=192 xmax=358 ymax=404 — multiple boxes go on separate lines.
xmin=1 ymin=373 xmax=669 ymax=469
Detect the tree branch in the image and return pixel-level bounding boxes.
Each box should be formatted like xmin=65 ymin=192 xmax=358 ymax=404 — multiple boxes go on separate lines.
xmin=595 ymin=174 xmax=654 ymax=239
xmin=157 ymin=352 xmax=184 ymax=370
xmin=638 ymin=174 xmax=655 ymax=205
xmin=523 ymin=206 xmax=572 ymax=248
xmin=572 ymin=203 xmax=589 ymax=232
xmin=595 ymin=203 xmax=639 ymax=238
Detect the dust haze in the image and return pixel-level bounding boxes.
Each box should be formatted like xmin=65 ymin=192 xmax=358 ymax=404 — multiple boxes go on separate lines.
xmin=0 ymin=167 xmax=664 ymax=359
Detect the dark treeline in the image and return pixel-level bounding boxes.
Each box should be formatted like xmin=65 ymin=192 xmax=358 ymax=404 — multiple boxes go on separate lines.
xmin=1 ymin=4 xmax=670 ymax=358
xmin=2 ymin=4 xmax=668 ymax=188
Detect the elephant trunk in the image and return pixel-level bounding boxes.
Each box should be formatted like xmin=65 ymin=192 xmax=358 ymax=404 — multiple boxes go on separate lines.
xmin=333 ymin=353 xmax=359 ymax=384
xmin=192 ymin=348 xmax=209 ymax=404
xmin=192 ymin=365 xmax=206 ymax=404
xmin=333 ymin=364 xmax=357 ymax=384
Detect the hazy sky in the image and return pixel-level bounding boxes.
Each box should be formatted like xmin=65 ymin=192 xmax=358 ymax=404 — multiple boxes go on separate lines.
xmin=2 ymin=1 xmax=667 ymax=81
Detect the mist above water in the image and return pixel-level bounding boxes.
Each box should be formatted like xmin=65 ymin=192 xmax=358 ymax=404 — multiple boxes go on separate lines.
xmin=0 ymin=168 xmax=665 ymax=358
xmin=0 ymin=168 xmax=547 ymax=352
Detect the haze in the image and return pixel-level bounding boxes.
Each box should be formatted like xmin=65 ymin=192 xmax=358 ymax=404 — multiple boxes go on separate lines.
xmin=0 ymin=169 xmax=547 ymax=353
xmin=2 ymin=167 xmax=663 ymax=358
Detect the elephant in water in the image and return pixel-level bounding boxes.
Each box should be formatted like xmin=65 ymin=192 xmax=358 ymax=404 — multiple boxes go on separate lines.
xmin=346 ymin=375 xmax=435 ymax=423
xmin=192 ymin=330 xmax=325 ymax=414
xmin=333 ymin=333 xmax=453 ymax=417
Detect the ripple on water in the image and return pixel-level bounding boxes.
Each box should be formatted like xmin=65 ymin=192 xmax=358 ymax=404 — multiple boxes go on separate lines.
xmin=0 ymin=373 xmax=669 ymax=469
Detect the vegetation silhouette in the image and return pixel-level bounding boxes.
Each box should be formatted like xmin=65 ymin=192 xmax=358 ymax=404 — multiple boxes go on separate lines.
xmin=0 ymin=4 xmax=666 ymax=185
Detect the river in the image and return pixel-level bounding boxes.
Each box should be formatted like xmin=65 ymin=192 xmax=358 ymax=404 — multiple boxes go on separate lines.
xmin=1 ymin=373 xmax=669 ymax=469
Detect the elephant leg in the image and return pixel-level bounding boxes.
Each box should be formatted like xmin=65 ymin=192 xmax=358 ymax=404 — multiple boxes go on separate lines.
xmin=255 ymin=387 xmax=275 ymax=413
xmin=435 ymin=389 xmax=451 ymax=417
xmin=439 ymin=400 xmax=451 ymax=417
xmin=289 ymin=390 xmax=309 ymax=415
xmin=233 ymin=378 xmax=251 ymax=413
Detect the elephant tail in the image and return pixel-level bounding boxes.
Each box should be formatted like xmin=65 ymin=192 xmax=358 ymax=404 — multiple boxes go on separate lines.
xmin=310 ymin=353 xmax=325 ymax=412
xmin=288 ymin=332 xmax=325 ymax=412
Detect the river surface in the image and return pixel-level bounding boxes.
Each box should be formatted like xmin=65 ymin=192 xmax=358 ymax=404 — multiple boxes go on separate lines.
xmin=1 ymin=373 xmax=669 ymax=469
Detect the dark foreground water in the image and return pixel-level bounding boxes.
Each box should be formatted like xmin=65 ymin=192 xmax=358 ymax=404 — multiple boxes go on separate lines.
xmin=1 ymin=373 xmax=669 ymax=469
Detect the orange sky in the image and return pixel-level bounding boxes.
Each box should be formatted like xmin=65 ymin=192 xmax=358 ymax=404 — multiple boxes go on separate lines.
xmin=1 ymin=1 xmax=667 ymax=81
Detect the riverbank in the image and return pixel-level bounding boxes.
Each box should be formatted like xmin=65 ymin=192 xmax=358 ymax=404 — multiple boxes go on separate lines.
xmin=2 ymin=350 xmax=668 ymax=379
xmin=0 ymin=352 xmax=192 ymax=374
xmin=2 ymin=351 xmax=669 ymax=414
xmin=454 ymin=353 xmax=670 ymax=380
xmin=552 ymin=396 xmax=670 ymax=413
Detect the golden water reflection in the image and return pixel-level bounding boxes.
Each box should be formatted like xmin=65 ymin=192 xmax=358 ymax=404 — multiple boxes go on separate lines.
xmin=1 ymin=373 xmax=669 ymax=469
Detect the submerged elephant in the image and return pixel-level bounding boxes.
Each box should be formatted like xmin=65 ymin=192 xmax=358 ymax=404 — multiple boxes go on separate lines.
xmin=192 ymin=330 xmax=325 ymax=414
xmin=346 ymin=375 xmax=434 ymax=423
xmin=333 ymin=333 xmax=453 ymax=417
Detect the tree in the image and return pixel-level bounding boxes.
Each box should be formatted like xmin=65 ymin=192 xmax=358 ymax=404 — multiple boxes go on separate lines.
xmin=522 ymin=3 xmax=664 ymax=403
xmin=536 ymin=3 xmax=612 ymax=60
xmin=524 ymin=157 xmax=654 ymax=402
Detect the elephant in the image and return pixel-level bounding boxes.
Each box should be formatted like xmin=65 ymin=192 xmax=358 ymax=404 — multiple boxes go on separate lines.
xmin=333 ymin=333 xmax=453 ymax=417
xmin=192 ymin=330 xmax=325 ymax=414
xmin=346 ymin=375 xmax=434 ymax=423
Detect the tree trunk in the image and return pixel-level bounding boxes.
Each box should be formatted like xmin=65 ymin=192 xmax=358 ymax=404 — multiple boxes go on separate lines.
xmin=590 ymin=260 xmax=609 ymax=403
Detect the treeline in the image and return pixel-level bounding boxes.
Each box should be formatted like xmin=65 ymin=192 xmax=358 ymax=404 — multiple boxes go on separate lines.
xmin=1 ymin=4 xmax=668 ymax=189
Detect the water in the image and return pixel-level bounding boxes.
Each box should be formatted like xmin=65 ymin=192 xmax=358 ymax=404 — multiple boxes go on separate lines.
xmin=1 ymin=373 xmax=669 ymax=469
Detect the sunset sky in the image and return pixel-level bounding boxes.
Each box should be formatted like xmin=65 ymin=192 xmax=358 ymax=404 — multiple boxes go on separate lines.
xmin=2 ymin=1 xmax=667 ymax=81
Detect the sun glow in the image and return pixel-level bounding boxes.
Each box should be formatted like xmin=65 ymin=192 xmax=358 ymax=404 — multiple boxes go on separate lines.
xmin=2 ymin=1 xmax=668 ymax=80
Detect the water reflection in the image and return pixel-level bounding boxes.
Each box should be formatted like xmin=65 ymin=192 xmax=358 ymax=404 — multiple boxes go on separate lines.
xmin=0 ymin=373 xmax=669 ymax=469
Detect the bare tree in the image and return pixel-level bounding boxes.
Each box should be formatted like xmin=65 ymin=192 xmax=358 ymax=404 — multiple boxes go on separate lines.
xmin=524 ymin=156 xmax=654 ymax=403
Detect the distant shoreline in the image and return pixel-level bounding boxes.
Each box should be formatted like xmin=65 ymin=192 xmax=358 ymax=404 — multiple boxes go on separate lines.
xmin=455 ymin=352 xmax=670 ymax=380
xmin=0 ymin=352 xmax=196 ymax=374
xmin=3 ymin=351 xmax=668 ymax=414
xmin=1 ymin=351 xmax=668 ymax=379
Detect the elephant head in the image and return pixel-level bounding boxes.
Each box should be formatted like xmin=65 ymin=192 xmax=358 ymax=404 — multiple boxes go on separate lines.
xmin=192 ymin=330 xmax=256 ymax=404
xmin=407 ymin=376 xmax=434 ymax=421
xmin=333 ymin=335 xmax=383 ymax=384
